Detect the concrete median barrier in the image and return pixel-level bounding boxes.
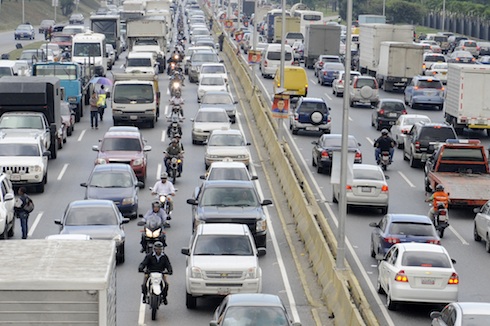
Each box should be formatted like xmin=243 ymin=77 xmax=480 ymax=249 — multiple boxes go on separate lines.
xmin=205 ymin=7 xmax=378 ymax=326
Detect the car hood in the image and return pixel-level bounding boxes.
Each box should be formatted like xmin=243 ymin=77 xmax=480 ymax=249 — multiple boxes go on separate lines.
xmin=197 ymin=206 xmax=263 ymax=220
xmin=86 ymin=186 xmax=134 ymax=201
xmin=97 ymin=151 xmax=143 ymax=161
xmin=193 ymin=122 xmax=230 ymax=131
xmin=0 ymin=157 xmax=44 ymax=165
xmin=190 ymin=255 xmax=258 ymax=270
xmin=200 ymin=103 xmax=236 ymax=112
xmin=60 ymin=225 xmax=124 ymax=240
xmin=206 ymin=146 xmax=250 ymax=157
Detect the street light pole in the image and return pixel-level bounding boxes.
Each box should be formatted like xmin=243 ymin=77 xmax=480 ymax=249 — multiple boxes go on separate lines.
xmin=442 ymin=0 xmax=446 ymax=31
xmin=252 ymin=0 xmax=258 ymax=92
xmin=383 ymin=0 xmax=386 ymax=17
xmin=22 ymin=0 xmax=24 ymax=23
xmin=277 ymin=0 xmax=286 ymax=141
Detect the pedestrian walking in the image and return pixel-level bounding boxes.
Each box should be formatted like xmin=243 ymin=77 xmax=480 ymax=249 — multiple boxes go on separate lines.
xmin=89 ymin=91 xmax=99 ymax=129
xmin=97 ymin=85 xmax=107 ymax=121
xmin=14 ymin=187 xmax=34 ymax=239
xmin=218 ymin=33 xmax=225 ymax=52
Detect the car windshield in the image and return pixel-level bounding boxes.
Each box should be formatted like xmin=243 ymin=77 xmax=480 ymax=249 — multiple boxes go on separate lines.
xmin=267 ymin=51 xmax=292 ymax=61
xmin=17 ymin=25 xmax=31 ymax=31
xmin=201 ymin=187 xmax=258 ymax=206
xmin=299 ymin=101 xmax=328 ymax=113
xmin=417 ymin=80 xmax=443 ymax=89
xmin=0 ymin=67 xmax=12 ymax=77
xmin=51 ymin=35 xmax=72 ymax=43
xmin=200 ymin=76 xmax=225 ymax=86
xmin=194 ymin=235 xmax=253 ymax=255
xmin=353 ymin=168 xmax=384 ymax=181
xmin=355 ymin=78 xmax=376 ymax=88
xmin=127 ymin=58 xmax=152 ymax=67
xmin=201 ymin=94 xmax=233 ymax=104
xmin=208 ymin=134 xmax=245 ymax=146
xmin=65 ymin=206 xmax=117 ymax=226
xmin=90 ymin=171 xmax=133 ymax=188
xmin=389 ymin=222 xmax=436 ymax=236
xmin=101 ymin=138 xmax=142 ymax=151
xmin=222 ymin=307 xmax=288 ymax=326
xmin=419 ymin=128 xmax=455 ymax=141
xmin=192 ymin=53 xmax=218 ymax=63
xmin=113 ymin=84 xmax=154 ymax=103
xmin=207 ymin=168 xmax=250 ymax=181
xmin=34 ymin=65 xmax=77 ymax=80
xmin=0 ymin=144 xmax=40 ymax=156
xmin=286 ymin=32 xmax=303 ymax=39
xmin=0 ymin=116 xmax=43 ymax=129
xmin=401 ymin=251 xmax=451 ymax=268
xmin=20 ymin=51 xmax=43 ymax=60
xmin=201 ymin=66 xmax=225 ymax=74
xmin=195 ymin=111 xmax=228 ymax=122
xmin=73 ymin=43 xmax=101 ymax=57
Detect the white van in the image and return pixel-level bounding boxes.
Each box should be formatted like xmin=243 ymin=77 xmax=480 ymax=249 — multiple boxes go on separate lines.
xmin=72 ymin=31 xmax=107 ymax=77
xmin=124 ymin=51 xmax=158 ymax=74
xmin=260 ymin=44 xmax=294 ymax=78
xmin=0 ymin=61 xmax=17 ymax=77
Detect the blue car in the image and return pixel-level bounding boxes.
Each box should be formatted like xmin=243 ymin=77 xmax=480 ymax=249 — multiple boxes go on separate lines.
xmin=81 ymin=164 xmax=143 ymax=218
xmin=317 ymin=62 xmax=344 ymax=86
xmin=369 ymin=214 xmax=440 ymax=258
xmin=404 ymin=76 xmax=445 ymax=110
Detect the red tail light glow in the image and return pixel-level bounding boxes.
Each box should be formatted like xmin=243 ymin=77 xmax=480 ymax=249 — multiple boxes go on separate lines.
xmin=355 ymin=151 xmax=362 ymax=160
xmin=402 ymin=110 xmax=407 ymax=114
xmin=427 ymin=239 xmax=441 ymax=245
xmin=381 ymin=185 xmax=388 ymax=192
xmin=379 ymin=109 xmax=385 ymax=115
xmin=448 ymin=273 xmax=459 ymax=285
xmin=321 ymin=150 xmax=329 ymax=158
xmin=384 ymin=237 xmax=400 ymax=244
xmin=346 ymin=185 xmax=352 ymax=190
xmin=395 ymin=270 xmax=409 ymax=282
xmin=415 ymin=141 xmax=420 ymax=150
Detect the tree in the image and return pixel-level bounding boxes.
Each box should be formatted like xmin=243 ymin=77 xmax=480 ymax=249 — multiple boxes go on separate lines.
xmin=386 ymin=1 xmax=426 ymax=24
xmin=60 ymin=0 xmax=74 ymax=16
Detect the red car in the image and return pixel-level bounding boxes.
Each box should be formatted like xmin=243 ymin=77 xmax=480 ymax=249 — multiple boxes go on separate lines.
xmin=92 ymin=127 xmax=152 ymax=186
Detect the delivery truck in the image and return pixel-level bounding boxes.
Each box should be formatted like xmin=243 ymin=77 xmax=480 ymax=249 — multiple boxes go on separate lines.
xmin=444 ymin=64 xmax=490 ymax=134
xmin=0 ymin=240 xmax=116 ymax=325
xmin=304 ymin=24 xmax=341 ymax=69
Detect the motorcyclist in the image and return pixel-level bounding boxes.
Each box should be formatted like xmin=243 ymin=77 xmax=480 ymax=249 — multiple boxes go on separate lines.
xmin=164 ymin=138 xmax=183 ymax=176
xmin=374 ymin=129 xmax=396 ymax=164
xmin=169 ymin=92 xmax=185 ymax=119
xmin=140 ymin=201 xmax=168 ymax=253
xmin=425 ymin=184 xmax=450 ymax=223
xmin=151 ymin=172 xmax=176 ymax=213
xmin=138 ymin=241 xmax=173 ymax=305
xmin=174 ymin=133 xmax=184 ymax=151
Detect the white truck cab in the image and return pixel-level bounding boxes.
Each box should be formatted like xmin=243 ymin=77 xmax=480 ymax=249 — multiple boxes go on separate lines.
xmin=72 ymin=31 xmax=107 ymax=77
xmin=125 ymin=51 xmax=159 ymax=74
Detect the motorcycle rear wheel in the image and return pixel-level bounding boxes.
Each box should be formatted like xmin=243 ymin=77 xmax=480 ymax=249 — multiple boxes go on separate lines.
xmin=150 ymin=294 xmax=159 ymax=320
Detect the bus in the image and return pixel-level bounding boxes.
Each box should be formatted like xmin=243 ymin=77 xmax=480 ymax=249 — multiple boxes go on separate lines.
xmin=291 ymin=10 xmax=323 ymax=39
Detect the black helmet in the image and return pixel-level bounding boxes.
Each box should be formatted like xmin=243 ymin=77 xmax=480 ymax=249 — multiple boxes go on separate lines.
xmin=381 ymin=129 xmax=389 ymax=135
xmin=154 ymin=241 xmax=164 ymax=249
xmin=436 ymin=184 xmax=444 ymax=191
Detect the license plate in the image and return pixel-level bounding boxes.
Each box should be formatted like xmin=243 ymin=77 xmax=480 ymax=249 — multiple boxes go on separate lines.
xmin=217 ymin=288 xmax=230 ymax=295
xmin=424 ymin=91 xmax=435 ymax=96
xmin=401 ymin=78 xmax=407 ymax=82
xmin=10 ymin=174 xmax=20 ymax=181
xmin=442 ymin=72 xmax=447 ymax=75
xmin=361 ymin=187 xmax=372 ymax=192
xmin=421 ymin=278 xmax=435 ymax=285
xmin=130 ymin=115 xmax=138 ymax=120
xmin=388 ymin=113 xmax=398 ymax=117
xmin=306 ymin=126 xmax=319 ymax=131
xmin=389 ymin=121 xmax=395 ymax=125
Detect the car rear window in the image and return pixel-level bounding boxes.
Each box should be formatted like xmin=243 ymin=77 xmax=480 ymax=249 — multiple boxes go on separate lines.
xmin=389 ymin=222 xmax=436 ymax=236
xmin=440 ymin=148 xmax=484 ymax=161
xmin=464 ymin=41 xmax=477 ymax=47
xmin=101 ymin=138 xmax=142 ymax=151
xmin=353 ymin=169 xmax=384 ymax=181
xmin=433 ymin=36 xmax=447 ymax=43
xmin=321 ymin=136 xmax=357 ymax=148
xmin=416 ymin=80 xmax=443 ymax=89
xmin=267 ymin=51 xmax=292 ymax=61
xmin=355 ymin=78 xmax=376 ymax=88
xmin=299 ymin=101 xmax=328 ymax=113
xmin=286 ymin=32 xmax=303 ymax=39
xmin=381 ymin=102 xmax=405 ymax=111
xmin=424 ymin=55 xmax=446 ymax=62
xmin=207 ymin=168 xmax=249 ymax=181
xmin=419 ymin=127 xmax=456 ymax=142
xmin=323 ymin=63 xmax=344 ymax=71
xmin=401 ymin=251 xmax=451 ymax=268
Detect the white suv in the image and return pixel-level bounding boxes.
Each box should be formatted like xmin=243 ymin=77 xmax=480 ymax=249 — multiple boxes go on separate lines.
xmin=0 ymin=173 xmax=15 ymax=239
xmin=181 ymin=223 xmax=264 ymax=309
xmin=0 ymin=132 xmax=50 ymax=193
xmin=349 ymin=76 xmax=380 ymax=107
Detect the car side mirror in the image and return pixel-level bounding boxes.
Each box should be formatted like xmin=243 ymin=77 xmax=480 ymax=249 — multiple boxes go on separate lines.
xmin=181 ymin=248 xmax=190 ymax=255
xmin=369 ymin=222 xmax=379 ymax=228
xmin=122 ymin=218 xmax=130 ymax=224
xmin=92 ymin=145 xmax=99 ymax=151
xmin=54 ymin=219 xmax=61 ymax=225
xmin=261 ymin=199 xmax=272 ymax=206
xmin=186 ymin=198 xmax=197 ymax=205
xmin=80 ymin=182 xmax=87 ymax=187
xmin=4 ymin=193 xmax=14 ymax=201
xmin=43 ymin=151 xmax=51 ymax=157
xmin=144 ymin=145 xmax=152 ymax=152
xmin=474 ymin=207 xmax=482 ymax=213
xmin=246 ymin=142 xmax=251 ymax=146
xmin=251 ymin=176 xmax=258 ymax=180
xmin=429 ymin=311 xmax=442 ymax=319
xmin=311 ymin=141 xmax=318 ymax=145
xmin=199 ymin=175 xmax=206 ymax=179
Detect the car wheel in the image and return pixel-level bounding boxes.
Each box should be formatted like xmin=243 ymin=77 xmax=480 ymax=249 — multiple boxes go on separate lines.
xmin=7 ymin=220 xmax=14 ymax=237
xmin=186 ymin=291 xmax=197 ymax=309
xmin=474 ymin=223 xmax=482 ymax=241
xmin=486 ymin=235 xmax=490 ymax=253
xmin=312 ymin=155 xmax=317 ymax=167
xmin=409 ymin=152 xmax=418 ymax=168
xmin=116 ymin=244 xmax=125 ymax=264
xmin=396 ymin=137 xmax=403 ymax=149
xmin=349 ymin=100 xmax=354 ymax=108
xmin=332 ymin=88 xmax=336 ymax=95
xmin=317 ymin=164 xmax=322 ymax=174
xmin=291 ymin=127 xmax=298 ymax=135
xmin=380 ymin=206 xmax=388 ymax=214
xmin=376 ymin=278 xmax=385 ymax=294
xmin=386 ymin=291 xmax=397 ymax=310
xmin=370 ymin=241 xmax=376 ymax=258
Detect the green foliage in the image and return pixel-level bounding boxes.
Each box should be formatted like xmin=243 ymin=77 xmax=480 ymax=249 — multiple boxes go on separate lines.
xmin=60 ymin=0 xmax=75 ymax=16
xmin=386 ymin=1 xmax=426 ymax=24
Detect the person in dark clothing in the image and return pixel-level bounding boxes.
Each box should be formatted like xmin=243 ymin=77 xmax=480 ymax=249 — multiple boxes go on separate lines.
xmin=374 ymin=129 xmax=396 ymax=163
xmin=218 ymin=33 xmax=225 ymax=52
xmin=14 ymin=187 xmax=33 ymax=239
xmin=138 ymin=241 xmax=173 ymax=304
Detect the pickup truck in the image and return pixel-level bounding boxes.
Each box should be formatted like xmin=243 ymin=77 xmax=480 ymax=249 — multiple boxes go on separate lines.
xmin=424 ymin=139 xmax=490 ymax=206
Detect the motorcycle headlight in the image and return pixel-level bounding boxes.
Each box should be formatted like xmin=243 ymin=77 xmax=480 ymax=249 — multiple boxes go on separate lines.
xmin=245 ymin=267 xmax=257 ymax=279
xmin=122 ymin=197 xmax=134 ymax=205
xmin=159 ymin=195 xmax=167 ymax=203
xmin=191 ymin=266 xmax=203 ymax=278
xmin=95 ymin=158 xmax=108 ymax=164
xmin=172 ymin=82 xmax=180 ymax=88
xmin=112 ymin=234 xmax=123 ymax=243
xmin=145 ymin=228 xmax=161 ymax=238
xmin=133 ymin=158 xmax=143 ymax=166
xmin=256 ymin=219 xmax=267 ymax=232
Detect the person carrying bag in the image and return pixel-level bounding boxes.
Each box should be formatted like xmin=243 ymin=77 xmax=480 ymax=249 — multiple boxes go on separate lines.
xmin=14 ymin=187 xmax=34 ymax=239
xmin=97 ymin=85 xmax=107 ymax=121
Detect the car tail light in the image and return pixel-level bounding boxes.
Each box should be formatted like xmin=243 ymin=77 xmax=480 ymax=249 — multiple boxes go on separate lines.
xmin=383 ymin=237 xmax=400 ymax=244
xmin=472 ymin=58 xmax=476 ymax=62
xmin=346 ymin=185 xmax=352 ymax=190
xmin=402 ymin=129 xmax=408 ymax=134
xmin=415 ymin=141 xmax=420 ymax=150
xmin=352 ymin=79 xmax=357 ymax=88
xmin=327 ymin=116 xmax=331 ymax=123
xmin=413 ymin=86 xmax=419 ymax=90
xmin=264 ymin=60 xmax=268 ymax=67
xmin=395 ymin=270 xmax=409 ymax=282
xmin=462 ymin=46 xmax=466 ymax=50
xmin=427 ymin=239 xmax=441 ymax=245
xmin=448 ymin=273 xmax=459 ymax=285
xmin=338 ymin=80 xmax=343 ymax=85
xmin=379 ymin=109 xmax=385 ymax=115
xmin=374 ymin=79 xmax=379 ymax=88
xmin=402 ymin=109 xmax=407 ymax=114
xmin=432 ymin=71 xmax=437 ymax=75
xmin=456 ymin=57 xmax=460 ymax=61
xmin=323 ymin=71 xmax=327 ymax=76
xmin=355 ymin=151 xmax=362 ymax=161
xmin=381 ymin=185 xmax=388 ymax=192
xmin=321 ymin=150 xmax=329 ymax=158
xmin=422 ymin=64 xmax=426 ymax=70
xmin=305 ymin=86 xmax=308 ymax=94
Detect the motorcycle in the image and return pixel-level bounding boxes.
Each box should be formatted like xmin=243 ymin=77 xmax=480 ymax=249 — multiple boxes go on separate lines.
xmin=137 ymin=214 xmax=168 ymax=254
xmin=431 ymin=202 xmax=449 ymax=238
xmin=167 ymin=115 xmax=183 ymax=139
xmin=149 ymin=187 xmax=173 ymax=217
xmin=168 ymin=76 xmax=183 ymax=97
xmin=378 ymin=150 xmax=391 ymax=171
xmin=164 ymin=152 xmax=183 ymax=184
xmin=143 ymin=271 xmax=168 ymax=320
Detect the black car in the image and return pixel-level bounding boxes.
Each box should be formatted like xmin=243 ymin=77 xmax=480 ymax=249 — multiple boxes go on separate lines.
xmin=447 ymin=50 xmax=475 ymax=64
xmin=403 ymin=122 xmax=457 ymax=168
xmin=311 ymin=134 xmax=362 ymax=174
xmin=371 ymin=99 xmax=407 ymax=131
xmin=186 ymin=180 xmax=272 ymax=250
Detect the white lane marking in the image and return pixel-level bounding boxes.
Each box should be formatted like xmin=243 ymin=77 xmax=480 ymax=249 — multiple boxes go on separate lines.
xmin=324 ymin=93 xmax=332 ymax=101
xmin=448 ymin=225 xmax=469 ymax=245
xmin=284 ymin=124 xmax=395 ymax=326
xmin=164 ymin=105 xmax=169 ymax=116
xmin=77 ymin=129 xmax=87 ymax=141
xmin=349 ymin=116 xmax=353 ymax=121
xmin=397 ymin=171 xmax=416 ymax=188
xmin=161 ymin=130 xmax=166 ymax=143
xmin=366 ymin=137 xmax=374 ymax=145
xmin=28 ymin=212 xmax=44 ymax=237
xmin=57 ymin=164 xmax=69 ymax=181
xmin=138 ymin=296 xmax=146 ymax=326
xmin=156 ymin=163 xmax=162 ymax=181
xmin=309 ymin=79 xmax=317 ymax=85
